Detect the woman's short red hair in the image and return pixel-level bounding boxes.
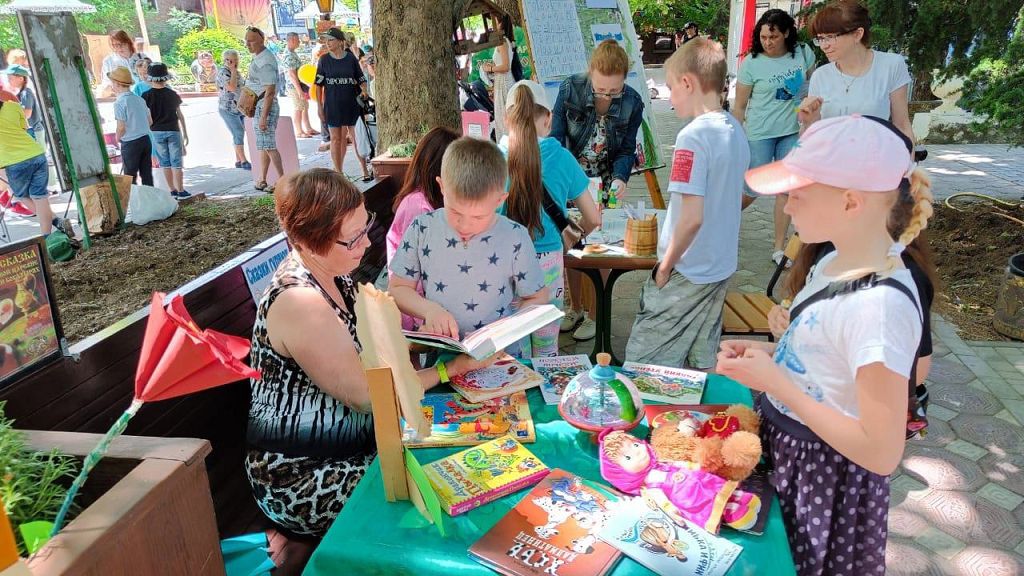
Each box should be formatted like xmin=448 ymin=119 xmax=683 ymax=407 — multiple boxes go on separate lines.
xmin=275 ymin=168 xmax=363 ymax=256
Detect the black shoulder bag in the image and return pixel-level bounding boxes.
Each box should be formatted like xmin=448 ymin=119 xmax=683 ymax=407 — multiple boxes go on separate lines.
xmin=540 ymin=185 xmax=585 ymax=253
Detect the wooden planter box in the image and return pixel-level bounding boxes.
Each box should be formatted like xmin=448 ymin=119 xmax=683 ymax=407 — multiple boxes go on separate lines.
xmin=22 ymin=432 xmax=224 ymax=576
xmin=371 ymin=153 xmax=412 ymax=187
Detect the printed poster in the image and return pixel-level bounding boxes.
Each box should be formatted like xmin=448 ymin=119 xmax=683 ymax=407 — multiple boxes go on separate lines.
xmin=0 ymin=240 xmax=61 ymax=385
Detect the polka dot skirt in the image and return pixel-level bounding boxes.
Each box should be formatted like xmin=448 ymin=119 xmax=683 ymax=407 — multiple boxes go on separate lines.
xmin=758 ymin=400 xmax=890 ymax=576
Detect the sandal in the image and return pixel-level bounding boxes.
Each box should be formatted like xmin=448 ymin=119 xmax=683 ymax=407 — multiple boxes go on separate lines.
xmin=255 ymin=181 xmax=268 ymax=191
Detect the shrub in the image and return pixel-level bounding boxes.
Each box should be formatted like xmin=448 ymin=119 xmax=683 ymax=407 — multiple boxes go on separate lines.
xmin=174 ymin=28 xmax=249 ymax=70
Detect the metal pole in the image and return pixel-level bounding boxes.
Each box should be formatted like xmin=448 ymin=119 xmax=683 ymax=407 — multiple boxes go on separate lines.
xmin=43 ymin=58 xmax=92 ymax=250
xmin=75 ymin=55 xmax=126 ymax=227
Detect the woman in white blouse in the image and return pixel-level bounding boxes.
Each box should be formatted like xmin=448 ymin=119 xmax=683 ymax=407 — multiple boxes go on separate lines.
xmin=797 ymin=1 xmax=914 ymax=142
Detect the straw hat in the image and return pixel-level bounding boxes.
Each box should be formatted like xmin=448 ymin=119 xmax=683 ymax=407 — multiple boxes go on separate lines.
xmin=107 ymin=66 xmax=133 ymax=86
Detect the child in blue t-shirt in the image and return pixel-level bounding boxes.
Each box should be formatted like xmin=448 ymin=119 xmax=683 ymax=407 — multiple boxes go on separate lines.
xmin=389 ymin=137 xmax=548 ymax=359
xmin=499 ymin=80 xmax=601 ymax=357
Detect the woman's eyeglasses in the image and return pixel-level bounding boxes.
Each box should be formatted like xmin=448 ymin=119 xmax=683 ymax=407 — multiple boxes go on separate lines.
xmin=335 ymin=211 xmax=376 ymax=249
xmin=812 ymin=30 xmax=854 ymax=46
xmin=593 ymin=89 xmax=624 ymax=100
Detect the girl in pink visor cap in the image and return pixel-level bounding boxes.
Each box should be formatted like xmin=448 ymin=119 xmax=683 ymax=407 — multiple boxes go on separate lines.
xmin=717 ymin=114 xmax=933 ymax=576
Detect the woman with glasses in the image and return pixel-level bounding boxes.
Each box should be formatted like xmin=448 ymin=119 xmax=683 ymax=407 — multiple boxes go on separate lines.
xmin=733 ymin=9 xmax=816 ymax=266
xmin=550 ymin=39 xmax=645 ymax=341
xmin=246 ymin=169 xmax=488 ymax=536
xmin=798 ymin=0 xmax=914 ymax=142
xmin=189 ymin=51 xmax=217 ymax=85
xmin=101 ymin=30 xmax=146 ymax=96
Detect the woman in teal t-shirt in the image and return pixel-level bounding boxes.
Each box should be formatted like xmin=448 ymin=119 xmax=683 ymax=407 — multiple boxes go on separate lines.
xmin=499 ymin=80 xmax=601 ymax=358
xmin=733 ymin=9 xmax=815 ymax=265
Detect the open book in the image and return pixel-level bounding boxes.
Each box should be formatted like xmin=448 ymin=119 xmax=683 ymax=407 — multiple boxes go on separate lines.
xmin=403 ymin=304 xmax=564 ymax=361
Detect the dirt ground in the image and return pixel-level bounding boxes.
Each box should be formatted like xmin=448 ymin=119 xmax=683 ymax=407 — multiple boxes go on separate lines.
xmin=50 ymin=196 xmax=280 ymax=344
xmin=44 ymin=194 xmax=1024 ymax=345
xmin=929 ymin=200 xmax=1024 ymax=342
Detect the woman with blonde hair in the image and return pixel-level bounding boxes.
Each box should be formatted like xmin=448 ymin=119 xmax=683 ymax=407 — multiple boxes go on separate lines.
xmin=550 ymin=39 xmax=645 ymax=340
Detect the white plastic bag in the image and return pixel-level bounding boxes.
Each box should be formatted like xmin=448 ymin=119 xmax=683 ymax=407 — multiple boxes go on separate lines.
xmin=127 ymin=184 xmax=178 ymax=225
xmin=354 ymin=116 xmax=377 ymax=159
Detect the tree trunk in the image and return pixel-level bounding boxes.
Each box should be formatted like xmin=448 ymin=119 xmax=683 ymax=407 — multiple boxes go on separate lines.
xmin=373 ymin=0 xmax=466 ymax=153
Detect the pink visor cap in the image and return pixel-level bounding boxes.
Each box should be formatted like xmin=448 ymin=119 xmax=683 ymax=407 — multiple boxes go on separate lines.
xmin=745 ymin=114 xmax=915 ymax=195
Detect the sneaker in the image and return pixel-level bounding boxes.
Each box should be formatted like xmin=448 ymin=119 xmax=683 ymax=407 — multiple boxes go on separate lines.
xmin=176 ymin=190 xmax=192 ymax=199
xmin=53 ymin=217 xmax=80 ymax=247
xmin=234 ymin=161 xmax=243 ymax=169
xmin=573 ymin=317 xmax=596 ymax=341
xmin=241 ymin=161 xmax=252 ymax=170
xmin=560 ymin=309 xmax=583 ymax=333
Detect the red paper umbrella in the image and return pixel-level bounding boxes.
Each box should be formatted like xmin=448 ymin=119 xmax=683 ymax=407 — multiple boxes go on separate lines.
xmin=51 ymin=292 xmax=261 ymax=536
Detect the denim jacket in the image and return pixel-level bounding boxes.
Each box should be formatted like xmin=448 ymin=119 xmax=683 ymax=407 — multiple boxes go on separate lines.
xmin=549 ymin=73 xmax=645 ymax=184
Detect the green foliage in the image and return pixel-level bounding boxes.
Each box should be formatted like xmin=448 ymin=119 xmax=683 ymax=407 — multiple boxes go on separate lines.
xmin=630 ymin=0 xmax=730 ymax=37
xmin=174 ymin=27 xmax=248 ymax=68
xmin=75 ymin=0 xmax=145 ymax=36
xmin=387 ymin=141 xmax=418 ymax=158
xmin=959 ymin=33 xmax=1024 ymax=146
xmin=0 ymin=402 xmax=79 ymax=555
xmin=166 ymin=7 xmax=203 ymax=36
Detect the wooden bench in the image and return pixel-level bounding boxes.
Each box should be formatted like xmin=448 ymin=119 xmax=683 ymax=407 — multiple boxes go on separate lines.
xmin=722 ymin=235 xmax=803 ymax=341
xmin=1 ymin=176 xmax=399 ymax=558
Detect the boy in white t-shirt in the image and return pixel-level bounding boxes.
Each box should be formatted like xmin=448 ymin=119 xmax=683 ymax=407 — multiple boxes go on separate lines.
xmin=625 ymin=38 xmax=750 ymax=369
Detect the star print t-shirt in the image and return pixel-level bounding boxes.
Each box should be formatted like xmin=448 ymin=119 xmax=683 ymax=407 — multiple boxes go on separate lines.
xmin=388 ymin=209 xmax=546 ymax=338
xmin=766 ymin=251 xmax=922 ymax=424
xmin=738 ymin=43 xmax=815 ymax=141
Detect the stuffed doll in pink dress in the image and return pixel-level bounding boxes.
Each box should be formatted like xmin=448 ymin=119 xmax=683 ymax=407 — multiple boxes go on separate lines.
xmin=599 ymin=429 xmax=759 ymax=533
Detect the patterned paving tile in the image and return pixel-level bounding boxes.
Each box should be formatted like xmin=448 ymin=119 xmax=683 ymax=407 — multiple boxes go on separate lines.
xmin=949 ymin=414 xmax=1024 ymax=455
xmin=914 ymin=490 xmax=1024 ymax=549
xmin=929 ymin=383 xmax=1003 ymax=416
xmin=927 ymin=356 xmax=981 ymax=386
xmin=944 ymin=439 xmax=990 ymax=461
xmin=888 ymin=506 xmax=931 ymax=538
xmin=950 ymin=546 xmax=1024 ymax=576
xmin=979 ymin=453 xmax=1024 ymax=495
xmin=914 ymin=526 xmax=967 ymax=560
xmin=900 ymin=445 xmax=987 ymax=491
xmin=890 ymin=473 xmax=931 ymax=504
xmin=885 ymin=537 xmax=955 ymax=575
xmin=912 ymin=418 xmax=957 ymax=448
xmin=977 ymin=482 xmax=1024 ymax=511
xmin=927 ymin=404 xmax=959 ymax=422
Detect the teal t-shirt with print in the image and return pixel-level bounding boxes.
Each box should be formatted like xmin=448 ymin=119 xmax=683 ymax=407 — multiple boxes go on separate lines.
xmin=498 ymin=136 xmax=591 ymax=253
xmin=738 ymin=43 xmax=815 ymax=141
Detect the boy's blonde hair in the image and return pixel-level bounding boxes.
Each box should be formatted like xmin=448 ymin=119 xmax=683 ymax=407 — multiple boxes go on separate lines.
xmin=440 ymin=137 xmax=507 ymax=202
xmin=665 ymin=37 xmax=726 ymax=94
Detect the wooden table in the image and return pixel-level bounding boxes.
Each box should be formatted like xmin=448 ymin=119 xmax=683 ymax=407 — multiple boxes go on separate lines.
xmin=564 ymin=250 xmax=656 ymax=365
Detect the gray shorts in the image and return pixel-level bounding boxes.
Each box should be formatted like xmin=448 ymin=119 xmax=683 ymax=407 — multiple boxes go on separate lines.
xmin=624 ymin=268 xmax=730 ymax=370
xmin=254 ymin=99 xmax=280 ymax=151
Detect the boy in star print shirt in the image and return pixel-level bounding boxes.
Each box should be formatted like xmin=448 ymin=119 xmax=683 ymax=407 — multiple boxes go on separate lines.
xmin=389 ymin=137 xmax=548 ymax=357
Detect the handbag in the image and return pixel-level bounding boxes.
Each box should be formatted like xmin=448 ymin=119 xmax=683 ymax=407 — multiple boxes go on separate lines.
xmin=237 ymin=86 xmax=260 ymax=118
xmin=541 ymin=185 xmax=584 ymax=253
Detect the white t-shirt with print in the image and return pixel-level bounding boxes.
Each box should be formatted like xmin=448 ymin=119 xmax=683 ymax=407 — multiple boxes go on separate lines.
xmin=767 ymin=251 xmax=922 ymax=424
xmin=808 ymin=50 xmax=911 ymax=121
xmin=661 ymin=111 xmax=749 ymax=283
xmin=247 ymin=48 xmax=280 ymax=92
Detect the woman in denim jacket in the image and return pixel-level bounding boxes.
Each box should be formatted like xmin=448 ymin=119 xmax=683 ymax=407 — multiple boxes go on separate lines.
xmin=550 ymin=39 xmax=645 ymax=339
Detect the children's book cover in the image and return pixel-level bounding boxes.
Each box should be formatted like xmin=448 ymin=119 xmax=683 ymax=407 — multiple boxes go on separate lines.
xmin=469 ymin=469 xmax=621 ymax=576
xmin=423 ymin=435 xmax=549 ymax=516
xmin=621 ymin=361 xmax=707 ymax=404
xmin=531 ymin=355 xmax=593 ymax=405
xmin=451 ymin=355 xmax=545 ymax=403
xmin=402 ymin=391 xmax=536 ymax=448
xmin=598 ymin=497 xmax=742 ymax=576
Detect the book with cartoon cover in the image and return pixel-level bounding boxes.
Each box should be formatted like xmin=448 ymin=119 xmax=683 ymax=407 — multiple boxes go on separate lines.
xmin=531 ymin=355 xmax=593 ymax=405
xmin=450 ymin=355 xmax=545 ymax=403
xmin=621 ymin=361 xmax=706 ymax=404
xmin=598 ymin=497 xmax=742 ymax=576
xmin=404 ymin=304 xmax=564 ymax=360
xmin=402 ymin=391 xmax=536 ymax=448
xmin=469 ymin=469 xmax=621 ymax=576
xmin=423 ymin=435 xmax=549 ymax=516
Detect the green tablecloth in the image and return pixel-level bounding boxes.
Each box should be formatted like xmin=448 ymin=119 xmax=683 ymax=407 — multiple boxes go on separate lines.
xmin=304 ymin=375 xmax=795 ymax=576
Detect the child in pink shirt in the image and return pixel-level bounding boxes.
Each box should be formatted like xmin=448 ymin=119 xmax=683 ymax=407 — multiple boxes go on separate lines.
xmin=385 ymin=127 xmax=460 ymax=328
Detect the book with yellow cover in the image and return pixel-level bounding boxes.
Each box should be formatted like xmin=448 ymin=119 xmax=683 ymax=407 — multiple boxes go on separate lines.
xmin=423 ymin=435 xmax=550 ymax=516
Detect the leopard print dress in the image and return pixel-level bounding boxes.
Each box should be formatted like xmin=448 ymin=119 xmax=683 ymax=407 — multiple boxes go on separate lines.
xmin=245 ymin=252 xmax=376 ymax=537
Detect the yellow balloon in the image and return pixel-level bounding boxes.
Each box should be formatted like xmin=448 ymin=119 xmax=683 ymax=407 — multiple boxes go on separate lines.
xmin=309 ymin=84 xmax=319 ymax=100
xmin=297 ymin=63 xmax=317 ymax=86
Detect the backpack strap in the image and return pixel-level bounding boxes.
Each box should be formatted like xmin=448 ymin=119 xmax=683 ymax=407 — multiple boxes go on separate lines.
xmin=540 ymin=184 xmax=570 ymax=231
